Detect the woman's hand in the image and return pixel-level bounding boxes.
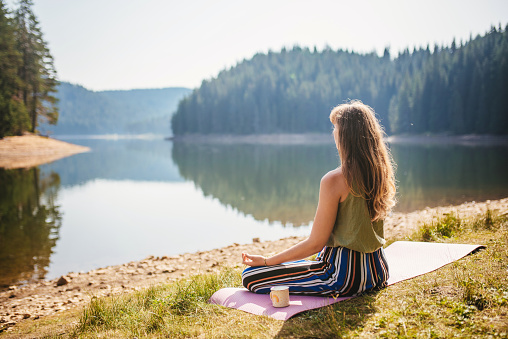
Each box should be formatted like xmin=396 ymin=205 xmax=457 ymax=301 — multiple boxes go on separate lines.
xmin=242 ymin=252 xmax=266 ymax=267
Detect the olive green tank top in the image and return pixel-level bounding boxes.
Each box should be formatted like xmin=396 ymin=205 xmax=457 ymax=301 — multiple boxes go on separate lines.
xmin=325 ymin=192 xmax=385 ymax=253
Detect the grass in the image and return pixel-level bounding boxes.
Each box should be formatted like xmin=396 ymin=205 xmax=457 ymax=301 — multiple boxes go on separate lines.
xmin=75 ymin=267 xmax=249 ymax=337
xmin=3 ymin=209 xmax=507 ymax=338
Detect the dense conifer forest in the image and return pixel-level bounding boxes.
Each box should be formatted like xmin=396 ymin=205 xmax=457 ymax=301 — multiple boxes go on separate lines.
xmin=0 ymin=0 xmax=58 ymax=138
xmin=172 ymin=25 xmax=508 ymax=136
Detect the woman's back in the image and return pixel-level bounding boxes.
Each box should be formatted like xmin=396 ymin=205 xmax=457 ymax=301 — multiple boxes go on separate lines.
xmin=242 ymin=100 xmax=395 ymax=297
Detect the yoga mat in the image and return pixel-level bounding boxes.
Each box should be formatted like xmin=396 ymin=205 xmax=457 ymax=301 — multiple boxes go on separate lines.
xmin=209 ymin=241 xmax=484 ymax=320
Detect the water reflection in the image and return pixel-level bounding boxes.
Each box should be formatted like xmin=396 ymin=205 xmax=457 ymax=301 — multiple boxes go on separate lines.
xmin=172 ymin=142 xmax=339 ymax=226
xmin=0 ymin=168 xmax=61 ymax=288
xmin=393 ymin=143 xmax=508 ymax=211
xmin=172 ymin=141 xmax=508 ymax=223
xmin=42 ymin=138 xmax=183 ymax=186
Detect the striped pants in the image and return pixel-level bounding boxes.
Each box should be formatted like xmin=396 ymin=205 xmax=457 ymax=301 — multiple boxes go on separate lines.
xmin=242 ymin=246 xmax=389 ymax=297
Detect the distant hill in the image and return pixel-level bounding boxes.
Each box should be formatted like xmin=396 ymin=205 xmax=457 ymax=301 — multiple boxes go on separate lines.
xmin=40 ymin=82 xmax=192 ymax=136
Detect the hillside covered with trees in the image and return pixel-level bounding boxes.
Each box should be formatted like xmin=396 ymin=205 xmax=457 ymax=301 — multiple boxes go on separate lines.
xmin=0 ymin=0 xmax=58 ymax=138
xmin=172 ymin=25 xmax=508 ymax=136
xmin=40 ymin=83 xmax=191 ymax=135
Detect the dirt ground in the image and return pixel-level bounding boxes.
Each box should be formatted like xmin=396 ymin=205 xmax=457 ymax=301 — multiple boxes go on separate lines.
xmin=0 ymin=135 xmax=89 ymax=169
xmin=1 ymin=197 xmax=507 ymax=331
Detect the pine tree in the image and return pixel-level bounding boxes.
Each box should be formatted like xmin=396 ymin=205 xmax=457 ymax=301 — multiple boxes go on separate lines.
xmin=0 ymin=0 xmax=28 ymax=138
xmin=13 ymin=0 xmax=58 ymax=134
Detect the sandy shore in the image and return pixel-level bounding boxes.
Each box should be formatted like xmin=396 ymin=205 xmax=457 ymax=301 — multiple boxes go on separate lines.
xmin=0 ymin=135 xmax=90 ymax=169
xmin=1 ymin=197 xmax=507 ymax=331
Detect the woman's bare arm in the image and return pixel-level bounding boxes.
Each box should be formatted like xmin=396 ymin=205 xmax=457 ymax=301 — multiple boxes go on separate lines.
xmin=242 ymin=168 xmax=348 ymax=266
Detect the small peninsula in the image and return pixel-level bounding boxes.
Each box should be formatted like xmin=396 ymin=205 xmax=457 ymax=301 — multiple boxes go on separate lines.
xmin=0 ymin=135 xmax=90 ymax=169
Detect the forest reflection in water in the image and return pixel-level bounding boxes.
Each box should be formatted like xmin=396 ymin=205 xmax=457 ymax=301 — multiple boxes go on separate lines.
xmin=172 ymin=140 xmax=508 ymax=225
xmin=172 ymin=142 xmax=338 ymax=226
xmin=0 ymin=167 xmax=61 ymax=288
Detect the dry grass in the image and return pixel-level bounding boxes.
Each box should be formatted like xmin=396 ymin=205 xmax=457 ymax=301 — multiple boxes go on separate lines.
xmin=0 ymin=309 xmax=81 ymax=339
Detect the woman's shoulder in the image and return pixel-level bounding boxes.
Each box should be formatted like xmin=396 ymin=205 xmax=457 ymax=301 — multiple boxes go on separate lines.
xmin=321 ymin=167 xmax=349 ymax=201
xmin=322 ymin=167 xmax=345 ymax=182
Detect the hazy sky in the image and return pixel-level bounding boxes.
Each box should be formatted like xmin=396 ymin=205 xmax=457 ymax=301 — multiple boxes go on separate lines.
xmin=12 ymin=0 xmax=508 ymax=91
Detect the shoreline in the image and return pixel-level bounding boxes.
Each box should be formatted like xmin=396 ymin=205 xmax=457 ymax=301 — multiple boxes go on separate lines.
xmin=170 ymin=133 xmax=333 ymax=144
xmin=3 ymin=133 xmax=505 ymax=149
xmin=386 ymin=133 xmax=508 ymax=146
xmin=0 ymin=135 xmax=90 ymax=169
xmin=1 ymin=197 xmax=507 ymax=329
xmin=170 ymin=133 xmax=508 ymax=145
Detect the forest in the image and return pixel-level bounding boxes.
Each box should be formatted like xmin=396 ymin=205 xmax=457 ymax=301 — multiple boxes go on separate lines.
xmin=172 ymin=25 xmax=508 ymax=136
xmin=0 ymin=0 xmax=58 ymax=139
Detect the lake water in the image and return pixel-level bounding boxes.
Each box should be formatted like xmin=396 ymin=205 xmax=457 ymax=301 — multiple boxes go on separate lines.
xmin=1 ymin=136 xmax=508 ymax=288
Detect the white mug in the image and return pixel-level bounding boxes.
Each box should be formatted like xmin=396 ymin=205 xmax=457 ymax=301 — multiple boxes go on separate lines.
xmin=270 ymin=286 xmax=290 ymax=307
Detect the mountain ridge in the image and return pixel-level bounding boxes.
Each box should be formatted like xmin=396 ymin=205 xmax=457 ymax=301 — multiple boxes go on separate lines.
xmin=40 ymin=82 xmax=192 ymax=136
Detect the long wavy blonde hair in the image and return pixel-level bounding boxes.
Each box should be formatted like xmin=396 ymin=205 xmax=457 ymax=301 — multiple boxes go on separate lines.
xmin=330 ymin=100 xmax=396 ymax=221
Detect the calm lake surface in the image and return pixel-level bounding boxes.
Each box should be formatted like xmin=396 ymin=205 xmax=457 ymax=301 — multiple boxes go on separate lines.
xmin=1 ymin=136 xmax=508 ymax=288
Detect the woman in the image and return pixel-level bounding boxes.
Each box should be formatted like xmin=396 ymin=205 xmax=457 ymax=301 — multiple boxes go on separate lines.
xmin=241 ymin=100 xmax=396 ymax=297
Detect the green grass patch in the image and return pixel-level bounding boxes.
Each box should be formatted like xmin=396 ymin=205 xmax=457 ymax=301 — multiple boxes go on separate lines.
xmin=4 ymin=210 xmax=508 ymax=338
xmin=74 ymin=267 xmax=260 ymax=338
xmin=413 ymin=212 xmax=463 ymax=241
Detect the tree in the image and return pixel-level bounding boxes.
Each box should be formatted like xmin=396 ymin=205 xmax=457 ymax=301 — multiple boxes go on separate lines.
xmin=13 ymin=0 xmax=58 ymax=134
xmin=0 ymin=0 xmax=28 ymax=138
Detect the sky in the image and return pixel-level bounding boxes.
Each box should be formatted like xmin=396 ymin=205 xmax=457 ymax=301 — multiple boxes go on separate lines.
xmin=8 ymin=0 xmax=508 ymax=91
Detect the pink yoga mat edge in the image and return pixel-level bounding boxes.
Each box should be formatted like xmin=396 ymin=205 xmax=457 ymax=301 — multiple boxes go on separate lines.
xmin=209 ymin=241 xmax=485 ymax=321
